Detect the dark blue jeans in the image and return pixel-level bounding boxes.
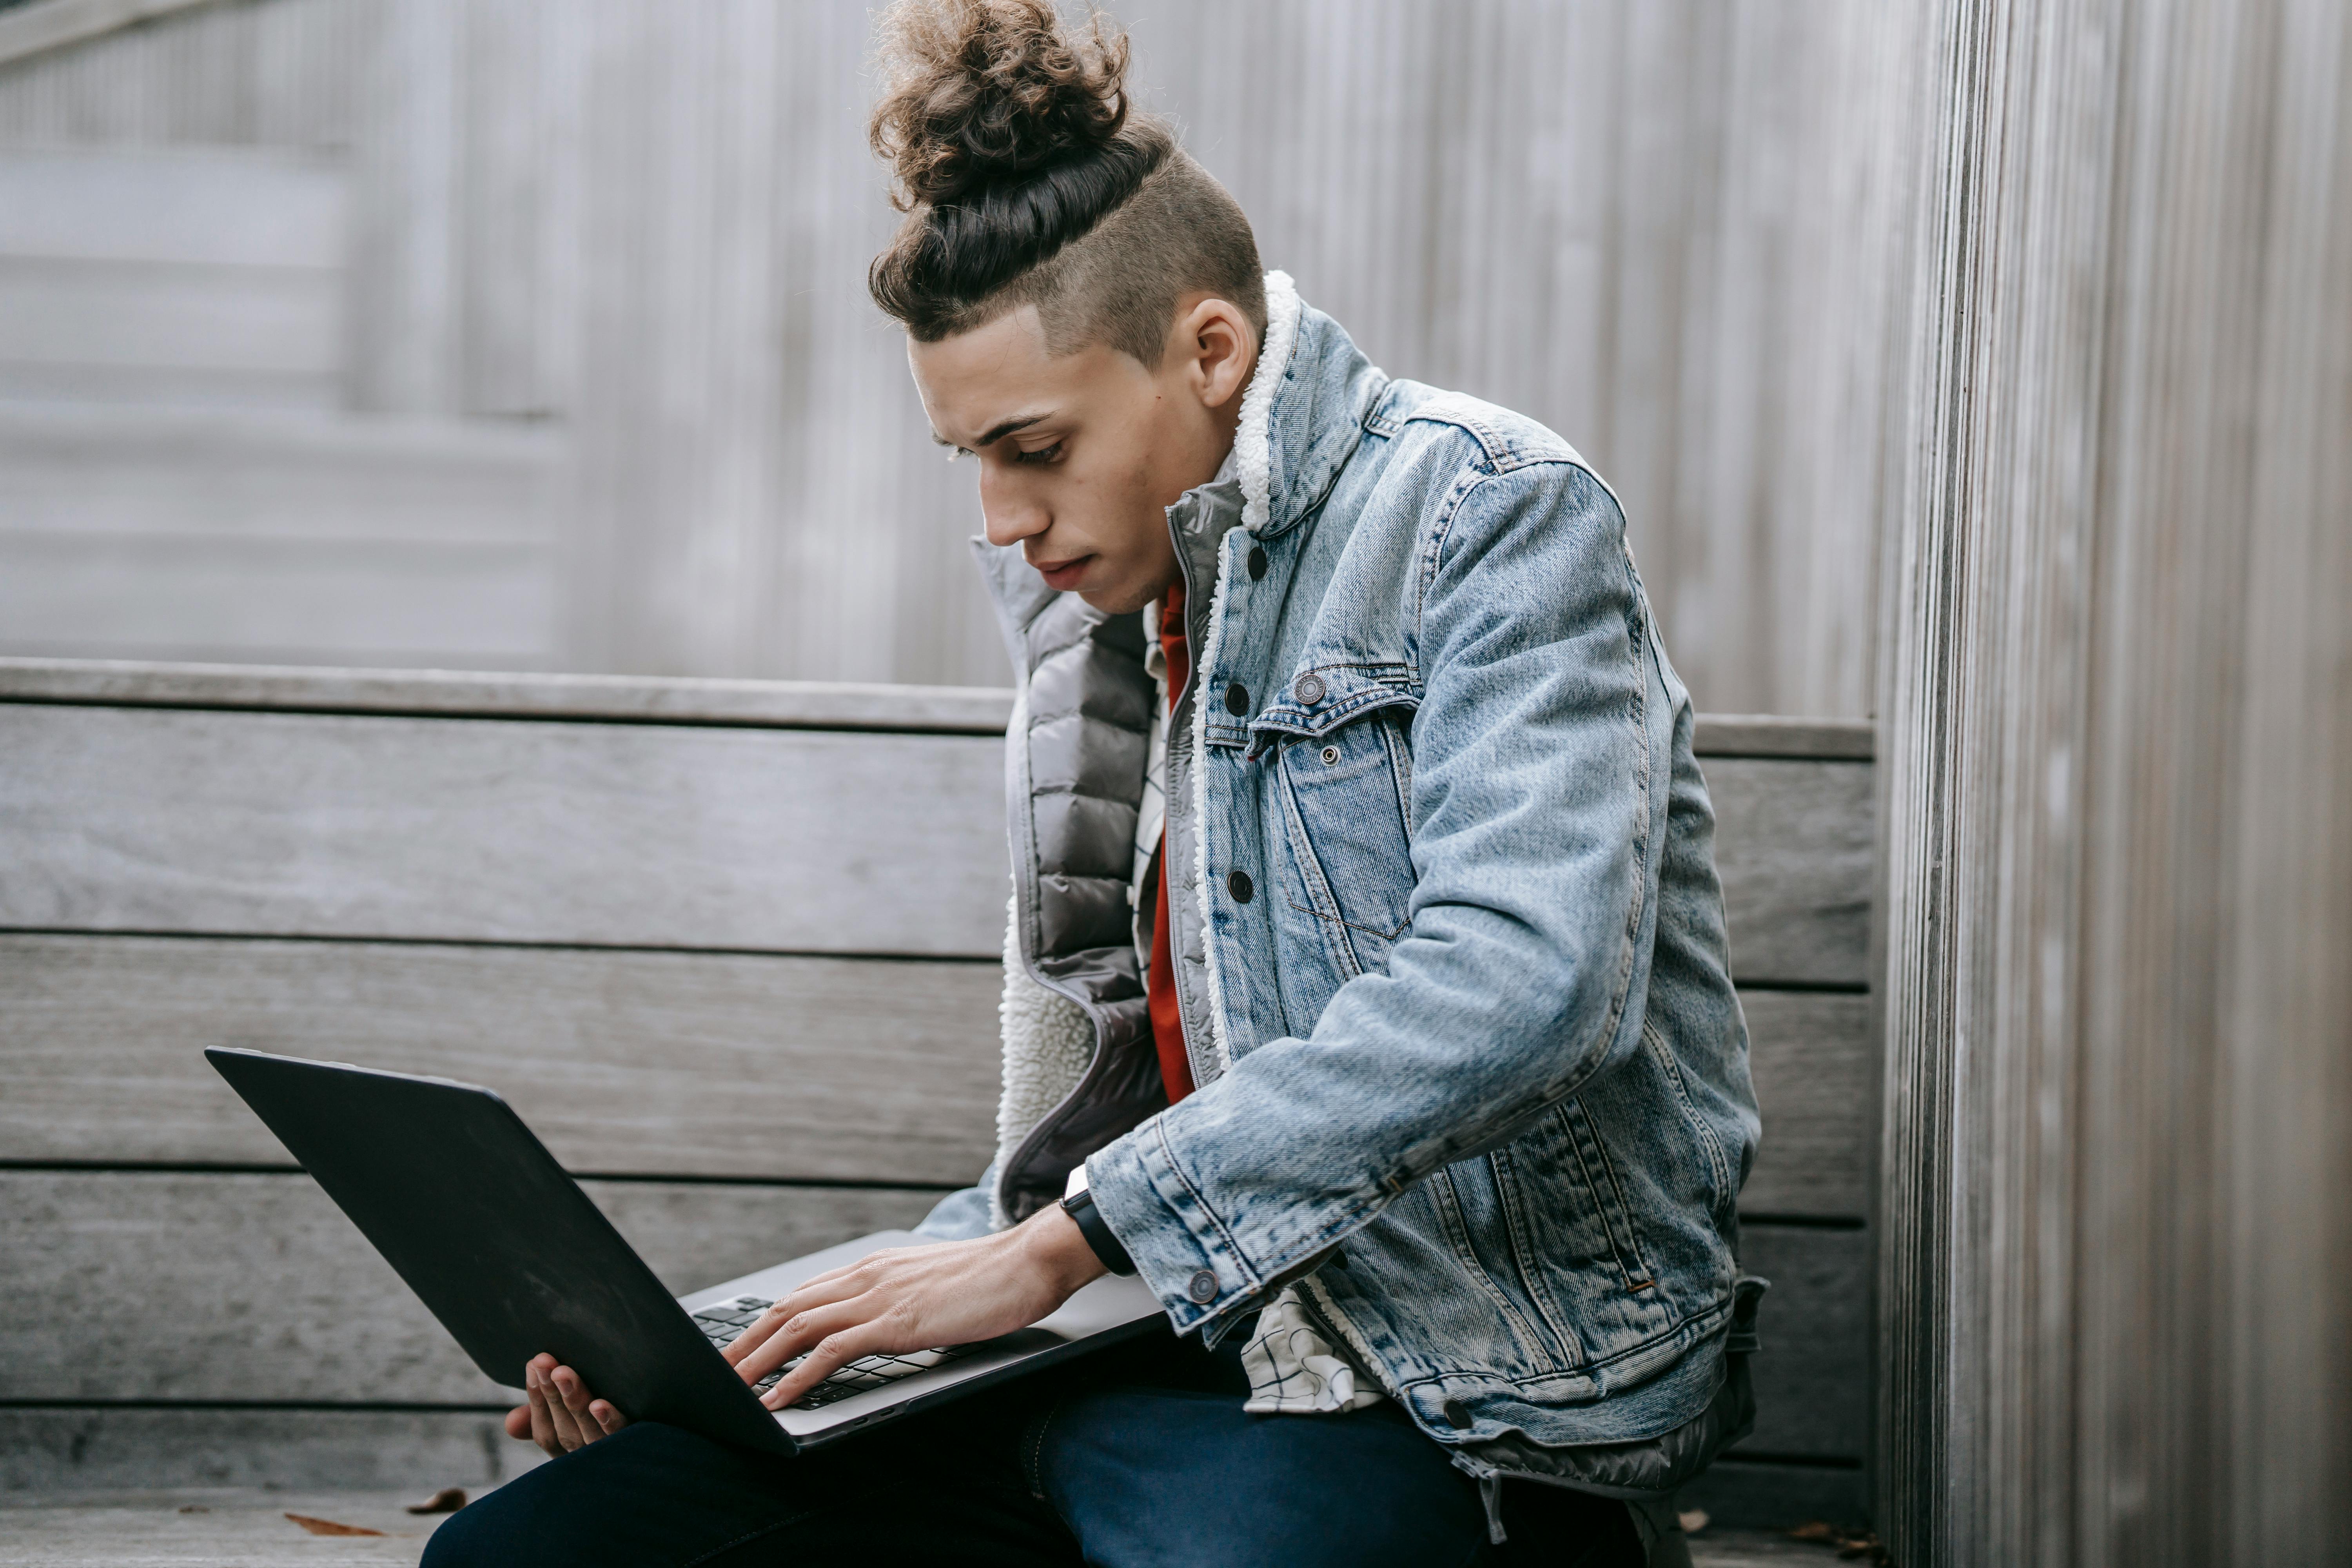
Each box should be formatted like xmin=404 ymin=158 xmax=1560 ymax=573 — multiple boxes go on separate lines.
xmin=422 ymin=1332 xmax=1641 ymax=1568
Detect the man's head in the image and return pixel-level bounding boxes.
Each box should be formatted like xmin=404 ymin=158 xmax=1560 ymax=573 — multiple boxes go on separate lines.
xmin=869 ymin=0 xmax=1264 ymax=613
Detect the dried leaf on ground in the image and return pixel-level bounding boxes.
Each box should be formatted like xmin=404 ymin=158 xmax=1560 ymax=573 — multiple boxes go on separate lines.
xmin=1788 ymin=1521 xmax=1890 ymax=1561
xmin=284 ymin=1512 xmax=387 ymax=1537
xmin=406 ymin=1488 xmax=468 ymax=1515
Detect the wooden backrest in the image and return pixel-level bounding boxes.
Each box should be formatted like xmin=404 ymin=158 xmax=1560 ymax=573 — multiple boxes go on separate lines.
xmin=0 ymin=660 xmax=1874 ymax=1524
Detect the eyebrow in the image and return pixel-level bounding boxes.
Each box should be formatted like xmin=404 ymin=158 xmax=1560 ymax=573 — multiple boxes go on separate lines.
xmin=932 ymin=412 xmax=1052 ymax=451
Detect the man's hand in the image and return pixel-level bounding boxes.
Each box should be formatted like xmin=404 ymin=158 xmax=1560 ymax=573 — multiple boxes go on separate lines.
xmin=503 ymin=1352 xmax=629 ymax=1457
xmin=725 ymin=1203 xmax=1107 ymax=1410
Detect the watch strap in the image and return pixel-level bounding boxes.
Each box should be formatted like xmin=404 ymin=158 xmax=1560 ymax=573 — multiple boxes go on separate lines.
xmin=1059 ymin=1187 xmax=1137 ymax=1276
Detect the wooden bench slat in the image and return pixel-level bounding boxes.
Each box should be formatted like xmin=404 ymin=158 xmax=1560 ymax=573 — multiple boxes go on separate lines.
xmin=0 ymin=657 xmax=1018 ymax=734
xmin=0 ymin=935 xmax=1002 ymax=1186
xmin=0 ymin=661 xmax=1875 ymax=759
xmin=0 ymin=935 xmax=1868 ymax=1217
xmin=1735 ymin=1223 xmax=1869 ymax=1461
xmin=1735 ymin=991 xmax=1874 ymax=1217
xmin=0 ymin=1171 xmax=940 ymax=1405
xmin=0 ymin=1172 xmax=1866 ymax=1461
xmin=0 ymin=1409 xmax=540 ymax=1495
xmin=0 ymin=710 xmax=1869 ymax=982
xmin=1706 ymin=758 xmax=1874 ymax=986
xmin=0 ymin=705 xmax=1012 ymax=957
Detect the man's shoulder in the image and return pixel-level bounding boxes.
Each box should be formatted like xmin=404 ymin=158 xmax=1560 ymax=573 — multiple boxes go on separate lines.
xmin=1364 ymin=379 xmax=1601 ymax=481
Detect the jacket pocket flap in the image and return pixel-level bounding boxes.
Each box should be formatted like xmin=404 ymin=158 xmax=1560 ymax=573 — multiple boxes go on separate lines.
xmin=1247 ymin=663 xmax=1418 ymax=742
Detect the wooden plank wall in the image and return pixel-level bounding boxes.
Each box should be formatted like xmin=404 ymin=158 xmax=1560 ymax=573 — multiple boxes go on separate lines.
xmin=0 ymin=143 xmax=345 ymax=408
xmin=0 ymin=662 xmax=1876 ymax=1527
xmin=0 ymin=0 xmax=1912 ymax=717
xmin=1874 ymin=1 xmax=2352 ymax=1564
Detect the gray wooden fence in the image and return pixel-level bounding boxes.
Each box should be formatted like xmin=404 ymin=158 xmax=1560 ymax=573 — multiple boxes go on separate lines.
xmin=0 ymin=0 xmax=1906 ymax=717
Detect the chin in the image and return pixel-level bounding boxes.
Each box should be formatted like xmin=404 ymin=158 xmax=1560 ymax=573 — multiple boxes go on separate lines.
xmin=1078 ymin=581 xmax=1156 ymax=616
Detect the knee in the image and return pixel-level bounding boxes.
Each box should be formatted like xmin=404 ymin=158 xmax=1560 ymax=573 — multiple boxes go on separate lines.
xmin=417 ymin=1492 xmax=500 ymax=1568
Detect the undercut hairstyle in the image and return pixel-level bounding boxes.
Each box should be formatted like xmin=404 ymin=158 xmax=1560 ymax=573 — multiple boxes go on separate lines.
xmin=867 ymin=0 xmax=1265 ymax=366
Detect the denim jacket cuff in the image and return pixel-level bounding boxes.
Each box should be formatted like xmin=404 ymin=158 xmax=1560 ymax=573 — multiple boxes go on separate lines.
xmin=1083 ymin=1121 xmax=1263 ymax=1338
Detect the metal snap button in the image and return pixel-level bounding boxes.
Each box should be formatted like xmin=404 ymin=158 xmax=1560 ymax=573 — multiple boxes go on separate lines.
xmin=1223 ymin=682 xmax=1250 ymax=716
xmin=1226 ymin=869 xmax=1254 ymax=904
xmin=1187 ymin=1269 xmax=1220 ymax=1304
xmin=1247 ymin=545 xmax=1269 ymax=581
xmin=1442 ymin=1398 xmax=1474 ymax=1430
xmin=1292 ymin=673 xmax=1326 ymax=705
xmin=1320 ymin=745 xmax=1340 ymax=766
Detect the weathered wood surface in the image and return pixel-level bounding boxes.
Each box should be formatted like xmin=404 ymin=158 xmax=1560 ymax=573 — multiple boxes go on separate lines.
xmin=0 ymin=1420 xmax=535 ymax=1497
xmin=0 ymin=1173 xmax=1860 ymax=1457
xmin=1704 ymin=759 xmax=1873 ymax=987
xmin=1733 ymin=991 xmax=1873 ymax=1219
xmin=0 ymin=146 xmax=342 ymax=269
xmin=1874 ymin=2 xmax=2352 ymax=1561
xmin=0 ymin=1 xmax=223 ymax=71
xmin=0 ymin=671 xmax=1878 ymax=1512
xmin=0 ymin=659 xmax=1020 ymax=733
xmin=0 ymin=662 xmax=1871 ymax=757
xmin=0 ymin=411 xmax=555 ymax=545
xmin=0 ymin=1488 xmax=1828 ymax=1566
xmin=0 ymin=708 xmax=1865 ymax=979
xmin=0 ymin=936 xmax=1004 ymax=1185
xmin=0 ymin=146 xmax=346 ymax=410
xmin=1733 ymin=1225 xmax=1869 ymax=1461
xmin=0 ymin=935 xmax=1864 ymax=1213
xmin=0 ymin=1489 xmax=472 ymax=1566
xmin=0 ymin=1171 xmax=940 ymax=1404
xmin=1681 ymin=1461 xmax=1867 ymax=1534
xmin=1687 ymin=717 xmax=1873 ymax=762
xmin=0 ymin=705 xmax=1011 ymax=956
xmin=0 ymin=411 xmax=561 ymax=668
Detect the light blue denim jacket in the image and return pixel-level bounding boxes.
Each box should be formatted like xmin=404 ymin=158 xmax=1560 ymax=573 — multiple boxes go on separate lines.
xmin=934 ymin=273 xmax=1760 ymax=1488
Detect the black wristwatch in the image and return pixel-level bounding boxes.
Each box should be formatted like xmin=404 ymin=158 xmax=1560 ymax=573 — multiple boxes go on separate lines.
xmin=1058 ymin=1187 xmax=1136 ymax=1276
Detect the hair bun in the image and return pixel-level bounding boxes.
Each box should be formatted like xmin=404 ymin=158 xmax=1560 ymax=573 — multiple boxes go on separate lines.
xmin=872 ymin=0 xmax=1133 ymax=211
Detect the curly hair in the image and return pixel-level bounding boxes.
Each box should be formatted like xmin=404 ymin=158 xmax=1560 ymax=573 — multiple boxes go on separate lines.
xmin=867 ymin=0 xmax=1264 ymax=365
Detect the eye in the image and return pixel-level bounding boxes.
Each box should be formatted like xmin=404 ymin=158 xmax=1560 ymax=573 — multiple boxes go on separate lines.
xmin=1013 ymin=441 xmax=1064 ymax=466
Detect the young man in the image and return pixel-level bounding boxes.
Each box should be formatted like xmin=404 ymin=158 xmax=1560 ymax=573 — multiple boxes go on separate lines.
xmin=426 ymin=4 xmax=1759 ymax=1564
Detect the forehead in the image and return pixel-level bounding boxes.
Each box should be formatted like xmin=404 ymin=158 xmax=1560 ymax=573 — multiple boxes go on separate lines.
xmin=907 ymin=305 xmax=1124 ymax=443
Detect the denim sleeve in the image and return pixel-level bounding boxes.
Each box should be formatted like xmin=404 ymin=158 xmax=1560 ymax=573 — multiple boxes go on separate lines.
xmin=910 ymin=1157 xmax=1000 ymax=1241
xmin=1085 ymin=460 xmax=1657 ymax=1337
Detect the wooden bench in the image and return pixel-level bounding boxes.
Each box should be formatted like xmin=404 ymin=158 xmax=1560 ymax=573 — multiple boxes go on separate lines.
xmin=0 ymin=658 xmax=1875 ymax=1540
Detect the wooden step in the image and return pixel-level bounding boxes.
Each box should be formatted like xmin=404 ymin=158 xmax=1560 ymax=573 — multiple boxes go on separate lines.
xmin=0 ymin=1488 xmax=1846 ymax=1566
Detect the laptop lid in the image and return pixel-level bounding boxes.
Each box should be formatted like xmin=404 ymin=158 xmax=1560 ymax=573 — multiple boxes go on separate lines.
xmin=205 ymin=1047 xmax=794 ymax=1455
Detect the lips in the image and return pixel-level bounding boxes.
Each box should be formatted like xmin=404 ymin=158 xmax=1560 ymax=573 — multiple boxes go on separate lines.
xmin=1032 ymin=555 xmax=1092 ymax=591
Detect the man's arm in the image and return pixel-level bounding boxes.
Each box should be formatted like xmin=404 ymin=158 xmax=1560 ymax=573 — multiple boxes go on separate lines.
xmin=1085 ymin=457 xmax=1657 ymax=1337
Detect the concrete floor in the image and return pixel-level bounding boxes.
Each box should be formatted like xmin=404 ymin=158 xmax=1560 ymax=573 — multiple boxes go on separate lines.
xmin=0 ymin=1488 xmax=1846 ymax=1566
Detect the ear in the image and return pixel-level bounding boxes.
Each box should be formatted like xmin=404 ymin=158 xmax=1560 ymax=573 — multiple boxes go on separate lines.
xmin=1171 ymin=296 xmax=1257 ymax=410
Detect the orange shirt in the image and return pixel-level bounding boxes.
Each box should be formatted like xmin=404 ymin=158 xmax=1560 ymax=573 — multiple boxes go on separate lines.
xmin=1149 ymin=586 xmax=1196 ymax=1104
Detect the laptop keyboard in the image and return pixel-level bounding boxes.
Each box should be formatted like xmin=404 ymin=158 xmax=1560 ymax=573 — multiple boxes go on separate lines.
xmin=690 ymin=1295 xmax=985 ymax=1410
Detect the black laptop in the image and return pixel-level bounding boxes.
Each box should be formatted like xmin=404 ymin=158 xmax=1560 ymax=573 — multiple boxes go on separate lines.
xmin=207 ymin=1047 xmax=1165 ymax=1454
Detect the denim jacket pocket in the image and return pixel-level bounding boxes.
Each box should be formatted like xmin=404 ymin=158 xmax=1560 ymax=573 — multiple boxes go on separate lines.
xmin=1507 ymin=1100 xmax=1661 ymax=1299
xmin=1272 ymin=704 xmax=1416 ymax=978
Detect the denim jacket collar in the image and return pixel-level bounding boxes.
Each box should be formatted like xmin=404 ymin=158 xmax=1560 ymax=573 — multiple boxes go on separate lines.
xmin=1240 ymin=271 xmax=1388 ymax=541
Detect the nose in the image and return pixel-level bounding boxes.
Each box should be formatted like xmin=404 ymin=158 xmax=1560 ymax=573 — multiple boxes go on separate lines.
xmin=978 ymin=465 xmax=1049 ymax=550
